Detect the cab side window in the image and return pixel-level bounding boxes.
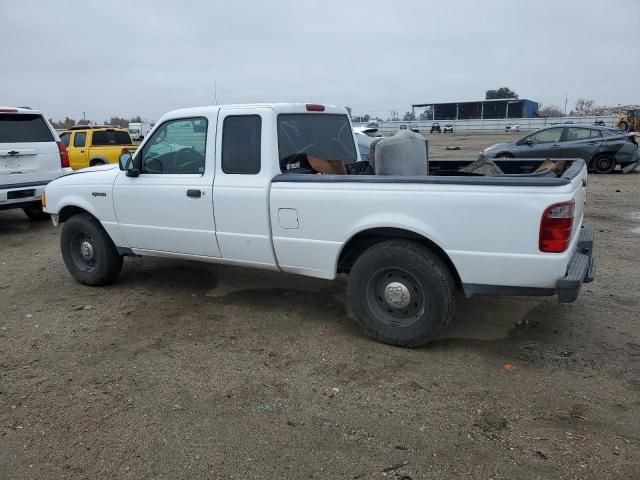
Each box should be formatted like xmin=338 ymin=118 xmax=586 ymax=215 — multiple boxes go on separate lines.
xmin=59 ymin=132 xmax=70 ymax=147
xmin=222 ymin=115 xmax=262 ymax=174
xmin=73 ymin=132 xmax=86 ymax=148
xmin=140 ymin=118 xmax=207 ymax=174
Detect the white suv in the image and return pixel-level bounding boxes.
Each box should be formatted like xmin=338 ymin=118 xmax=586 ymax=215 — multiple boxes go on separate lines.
xmin=0 ymin=107 xmax=72 ymax=220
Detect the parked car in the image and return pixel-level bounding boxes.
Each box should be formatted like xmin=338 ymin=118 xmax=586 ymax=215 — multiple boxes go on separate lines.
xmin=593 ymin=119 xmax=606 ymax=127
xmin=430 ymin=122 xmax=441 ymax=133
xmin=59 ymin=126 xmax=138 ymax=170
xmin=480 ymin=125 xmax=639 ymax=174
xmin=443 ymin=123 xmax=454 ymax=133
xmin=409 ymin=125 xmax=420 ymax=133
xmin=128 ymin=121 xmax=152 ymax=141
xmin=354 ymin=131 xmax=377 ymax=162
xmin=353 ymin=125 xmax=382 ymax=138
xmin=44 ymin=103 xmax=596 ymax=347
xmin=0 ymin=106 xmax=71 ymax=220
xmin=505 ymin=122 xmax=520 ymax=132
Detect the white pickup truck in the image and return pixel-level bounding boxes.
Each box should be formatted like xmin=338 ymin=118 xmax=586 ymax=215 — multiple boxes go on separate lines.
xmin=43 ymin=103 xmax=596 ymax=347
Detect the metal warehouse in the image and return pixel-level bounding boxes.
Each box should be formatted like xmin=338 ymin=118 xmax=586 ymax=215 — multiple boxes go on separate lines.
xmin=412 ymin=98 xmax=539 ymax=120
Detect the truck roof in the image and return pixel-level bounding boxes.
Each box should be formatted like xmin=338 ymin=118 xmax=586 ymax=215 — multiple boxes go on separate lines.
xmin=161 ymin=103 xmax=346 ymax=122
xmin=0 ymin=106 xmax=42 ymax=115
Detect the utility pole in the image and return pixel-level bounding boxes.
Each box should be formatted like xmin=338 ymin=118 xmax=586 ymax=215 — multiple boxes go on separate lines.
xmin=213 ymin=82 xmax=218 ymax=105
xmin=83 ymin=111 xmax=86 ymax=123
xmin=564 ymin=95 xmax=568 ymax=116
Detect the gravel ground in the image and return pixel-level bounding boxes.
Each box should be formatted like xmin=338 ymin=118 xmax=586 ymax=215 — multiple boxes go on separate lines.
xmin=1 ymin=135 xmax=639 ymax=479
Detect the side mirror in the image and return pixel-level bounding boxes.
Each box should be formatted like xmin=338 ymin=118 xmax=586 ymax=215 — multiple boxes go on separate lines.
xmin=525 ymin=139 xmax=534 ymax=145
xmin=119 ymin=152 xmax=139 ymax=177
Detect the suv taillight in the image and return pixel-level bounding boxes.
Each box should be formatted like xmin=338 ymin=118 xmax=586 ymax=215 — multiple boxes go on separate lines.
xmin=539 ymin=200 xmax=575 ymax=253
xmin=57 ymin=141 xmax=69 ymax=168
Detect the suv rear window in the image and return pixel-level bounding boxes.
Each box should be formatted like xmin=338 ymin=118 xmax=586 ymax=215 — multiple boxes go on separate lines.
xmin=91 ymin=130 xmax=132 ymax=146
xmin=278 ymin=114 xmax=356 ymax=172
xmin=0 ymin=114 xmax=54 ymax=143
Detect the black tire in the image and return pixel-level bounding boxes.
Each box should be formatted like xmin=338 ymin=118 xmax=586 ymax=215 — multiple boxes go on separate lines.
xmin=618 ymin=121 xmax=628 ymax=132
xmin=347 ymin=240 xmax=456 ymax=347
xmin=496 ymin=153 xmax=514 ymax=159
xmin=591 ymin=154 xmax=616 ymax=174
xmin=60 ymin=213 xmax=123 ymax=285
xmin=23 ymin=206 xmax=50 ymax=221
xmin=90 ymin=159 xmax=106 ymax=167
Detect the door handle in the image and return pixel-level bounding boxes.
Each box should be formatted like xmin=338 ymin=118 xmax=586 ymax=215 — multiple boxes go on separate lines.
xmin=551 ymin=144 xmax=560 ymax=148
xmin=186 ymin=189 xmax=202 ymax=198
xmin=80 ymin=150 xmax=85 ymax=153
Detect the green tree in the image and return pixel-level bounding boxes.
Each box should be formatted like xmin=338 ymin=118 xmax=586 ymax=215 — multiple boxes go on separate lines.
xmin=485 ymin=87 xmax=518 ymax=100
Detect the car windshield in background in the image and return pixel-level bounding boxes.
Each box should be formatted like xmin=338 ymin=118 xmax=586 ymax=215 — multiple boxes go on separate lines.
xmin=278 ymin=114 xmax=356 ymax=170
xmin=91 ymin=130 xmax=132 ymax=145
xmin=0 ymin=114 xmax=54 ymax=143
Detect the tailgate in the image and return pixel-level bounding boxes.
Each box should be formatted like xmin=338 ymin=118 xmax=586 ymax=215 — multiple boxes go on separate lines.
xmin=0 ymin=113 xmax=60 ymax=184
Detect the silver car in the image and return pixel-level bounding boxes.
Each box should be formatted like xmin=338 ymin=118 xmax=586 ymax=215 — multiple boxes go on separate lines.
xmin=480 ymin=124 xmax=639 ymax=174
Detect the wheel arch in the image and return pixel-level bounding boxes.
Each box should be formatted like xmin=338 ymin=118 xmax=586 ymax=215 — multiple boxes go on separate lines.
xmin=89 ymin=157 xmax=109 ymax=166
xmin=58 ymin=204 xmax=99 ymax=223
xmin=337 ymin=227 xmax=461 ymax=286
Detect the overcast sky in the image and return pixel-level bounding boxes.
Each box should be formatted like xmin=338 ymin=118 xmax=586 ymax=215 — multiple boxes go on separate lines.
xmin=1 ymin=0 xmax=638 ymax=121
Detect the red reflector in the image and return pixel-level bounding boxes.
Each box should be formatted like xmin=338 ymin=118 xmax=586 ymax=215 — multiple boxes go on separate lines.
xmin=539 ymin=200 xmax=575 ymax=253
xmin=306 ymin=104 xmax=325 ymax=112
xmin=57 ymin=141 xmax=70 ymax=168
xmin=0 ymin=108 xmax=19 ymax=113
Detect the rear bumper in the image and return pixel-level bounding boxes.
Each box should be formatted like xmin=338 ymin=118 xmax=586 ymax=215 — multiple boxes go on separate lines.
xmin=556 ymin=226 xmax=596 ymax=303
xmin=0 ymin=180 xmax=49 ymax=210
xmin=461 ymin=226 xmax=596 ymax=303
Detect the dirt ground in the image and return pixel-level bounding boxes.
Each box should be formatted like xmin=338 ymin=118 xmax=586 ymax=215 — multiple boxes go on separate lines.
xmin=1 ymin=134 xmax=639 ymax=479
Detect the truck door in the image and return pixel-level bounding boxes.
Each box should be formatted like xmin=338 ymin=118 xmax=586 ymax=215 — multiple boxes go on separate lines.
xmin=67 ymin=131 xmax=88 ymax=170
xmin=211 ymin=107 xmax=278 ymax=268
xmin=112 ymin=116 xmax=221 ymax=257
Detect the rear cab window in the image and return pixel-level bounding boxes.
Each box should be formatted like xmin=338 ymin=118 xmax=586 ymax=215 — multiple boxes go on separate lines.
xmin=92 ymin=130 xmax=132 ymax=146
xmin=0 ymin=114 xmax=54 ymax=143
xmin=222 ymin=116 xmax=262 ymax=174
xmin=278 ymin=114 xmax=356 ymax=173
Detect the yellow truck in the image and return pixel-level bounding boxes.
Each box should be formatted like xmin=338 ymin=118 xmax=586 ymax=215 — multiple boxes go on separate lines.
xmin=59 ymin=126 xmax=137 ymax=170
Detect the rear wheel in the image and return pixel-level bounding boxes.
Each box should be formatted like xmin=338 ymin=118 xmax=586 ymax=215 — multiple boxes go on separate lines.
xmin=618 ymin=121 xmax=628 ymax=132
xmin=23 ymin=206 xmax=50 ymax=221
xmin=61 ymin=214 xmax=123 ymax=285
xmin=347 ymin=240 xmax=456 ymax=347
xmin=591 ymin=154 xmax=616 ymax=174
xmin=90 ymin=159 xmax=106 ymax=167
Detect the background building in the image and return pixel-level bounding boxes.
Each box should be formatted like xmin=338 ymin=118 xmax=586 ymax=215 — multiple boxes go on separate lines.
xmin=412 ymin=98 xmax=539 ymax=120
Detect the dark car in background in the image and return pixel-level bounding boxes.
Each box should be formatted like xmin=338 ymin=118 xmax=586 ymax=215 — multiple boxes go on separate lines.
xmin=480 ymin=124 xmax=639 ymax=173
xmin=430 ymin=122 xmax=441 ymax=133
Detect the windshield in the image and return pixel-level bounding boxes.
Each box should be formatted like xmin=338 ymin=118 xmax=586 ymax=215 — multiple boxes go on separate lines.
xmin=129 ymin=128 xmax=140 ymax=134
xmin=278 ymin=114 xmax=357 ymax=172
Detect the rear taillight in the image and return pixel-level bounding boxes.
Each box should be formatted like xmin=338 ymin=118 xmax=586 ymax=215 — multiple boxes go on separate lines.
xmin=0 ymin=108 xmax=18 ymax=113
xmin=57 ymin=141 xmax=70 ymax=168
xmin=539 ymin=200 xmax=575 ymax=253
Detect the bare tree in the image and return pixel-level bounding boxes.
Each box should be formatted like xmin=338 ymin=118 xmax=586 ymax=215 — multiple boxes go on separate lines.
xmin=573 ymin=98 xmax=595 ymax=116
xmin=538 ymin=105 xmax=564 ymax=117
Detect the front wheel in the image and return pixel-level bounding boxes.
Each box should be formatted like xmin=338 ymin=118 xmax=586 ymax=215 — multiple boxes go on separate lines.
xmin=61 ymin=214 xmax=123 ymax=285
xmin=591 ymin=154 xmax=616 ymax=174
xmin=618 ymin=121 xmax=628 ymax=132
xmin=496 ymin=153 xmax=514 ymax=159
xmin=347 ymin=240 xmax=456 ymax=347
